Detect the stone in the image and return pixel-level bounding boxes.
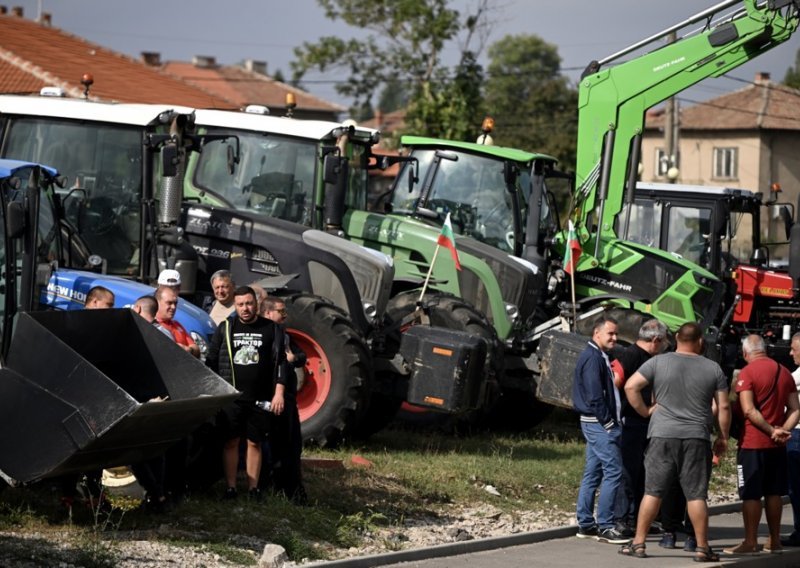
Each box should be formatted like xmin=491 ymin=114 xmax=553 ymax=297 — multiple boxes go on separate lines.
xmin=258 ymin=544 xmax=287 ymax=568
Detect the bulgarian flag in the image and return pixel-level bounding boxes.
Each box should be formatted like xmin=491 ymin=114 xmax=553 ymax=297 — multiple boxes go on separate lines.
xmin=438 ymin=212 xmax=462 ymax=270
xmin=564 ymin=220 xmax=582 ymax=275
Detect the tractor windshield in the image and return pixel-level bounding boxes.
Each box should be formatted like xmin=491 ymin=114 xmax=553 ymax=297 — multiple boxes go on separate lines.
xmin=391 ymin=149 xmax=520 ymax=251
xmin=193 ymin=131 xmax=316 ymax=225
xmin=0 ymin=118 xmax=143 ymax=275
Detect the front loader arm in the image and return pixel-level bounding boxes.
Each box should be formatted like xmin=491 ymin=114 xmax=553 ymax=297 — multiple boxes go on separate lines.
xmin=574 ymin=0 xmax=799 ymax=246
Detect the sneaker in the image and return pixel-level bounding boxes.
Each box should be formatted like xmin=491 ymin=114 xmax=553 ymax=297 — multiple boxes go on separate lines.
xmin=615 ymin=522 xmax=635 ymax=538
xmin=222 ymin=487 xmax=238 ymax=501
xmin=597 ymin=527 xmax=631 ymax=544
xmin=683 ymin=535 xmax=697 ymax=552
xmin=248 ymin=487 xmax=262 ymax=501
xmin=576 ymin=525 xmax=599 ymax=539
xmin=658 ymin=531 xmax=676 ymax=549
xmin=781 ymin=532 xmax=800 ymax=547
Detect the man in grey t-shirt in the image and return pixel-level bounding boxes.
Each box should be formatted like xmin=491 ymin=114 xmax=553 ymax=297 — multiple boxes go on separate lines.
xmin=619 ymin=322 xmax=730 ymax=561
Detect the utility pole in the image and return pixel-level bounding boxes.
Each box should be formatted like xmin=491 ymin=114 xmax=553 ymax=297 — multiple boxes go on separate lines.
xmin=664 ymin=32 xmax=680 ymax=183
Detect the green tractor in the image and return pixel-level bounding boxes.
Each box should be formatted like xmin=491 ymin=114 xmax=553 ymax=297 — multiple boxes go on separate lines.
xmin=185 ymin=110 xmax=551 ymax=428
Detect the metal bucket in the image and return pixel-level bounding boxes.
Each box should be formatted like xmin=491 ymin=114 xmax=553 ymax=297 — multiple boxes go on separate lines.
xmin=0 ymin=309 xmax=237 ymax=483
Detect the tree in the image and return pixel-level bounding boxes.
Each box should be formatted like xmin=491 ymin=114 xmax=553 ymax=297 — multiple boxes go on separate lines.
xmin=483 ymin=34 xmax=578 ymax=173
xmin=784 ymin=47 xmax=800 ymax=89
xmin=291 ymin=0 xmax=493 ymax=139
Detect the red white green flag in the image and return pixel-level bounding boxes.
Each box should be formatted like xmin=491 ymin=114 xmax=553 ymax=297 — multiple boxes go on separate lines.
xmin=438 ymin=212 xmax=462 ymax=271
xmin=564 ymin=220 xmax=582 ymax=275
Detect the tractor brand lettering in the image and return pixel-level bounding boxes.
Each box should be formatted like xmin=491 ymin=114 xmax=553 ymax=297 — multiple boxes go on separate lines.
xmin=578 ymin=274 xmax=633 ymax=293
xmin=46 ymin=282 xmax=86 ymax=303
xmin=365 ymin=225 xmax=402 ymax=240
xmin=187 ymin=216 xmax=225 ymax=232
xmin=653 ymin=56 xmax=686 ymax=73
xmin=758 ymin=286 xmax=793 ymax=297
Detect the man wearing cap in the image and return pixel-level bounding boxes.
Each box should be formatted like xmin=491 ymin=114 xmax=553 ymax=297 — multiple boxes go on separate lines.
xmin=158 ymin=269 xmax=182 ymax=291
xmin=155 ymin=285 xmax=199 ymax=358
xmin=208 ymin=270 xmax=236 ymax=325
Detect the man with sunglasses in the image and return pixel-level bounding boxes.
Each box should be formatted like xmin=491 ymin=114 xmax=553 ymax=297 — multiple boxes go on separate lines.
xmin=610 ymin=319 xmax=668 ymax=538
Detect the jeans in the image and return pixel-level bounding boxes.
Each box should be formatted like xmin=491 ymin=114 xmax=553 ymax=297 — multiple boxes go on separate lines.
xmin=788 ymin=429 xmax=800 ymax=532
xmin=615 ymin=419 xmax=648 ymax=525
xmin=577 ymin=421 xmax=623 ymax=529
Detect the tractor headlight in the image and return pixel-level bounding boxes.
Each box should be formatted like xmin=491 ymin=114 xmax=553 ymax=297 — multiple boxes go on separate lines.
xmin=505 ymin=302 xmax=520 ymax=323
xmin=191 ymin=331 xmax=209 ymax=360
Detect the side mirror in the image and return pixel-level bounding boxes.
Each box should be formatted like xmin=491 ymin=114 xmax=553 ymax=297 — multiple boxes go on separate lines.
xmin=6 ymin=201 xmax=26 ymax=239
xmin=780 ymin=205 xmax=794 ymax=240
xmin=323 ymin=154 xmax=344 ymax=185
xmin=790 ymin=223 xmax=800 ymax=284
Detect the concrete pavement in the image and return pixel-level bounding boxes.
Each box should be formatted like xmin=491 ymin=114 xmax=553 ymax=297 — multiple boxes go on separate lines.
xmin=315 ymin=503 xmax=800 ymax=568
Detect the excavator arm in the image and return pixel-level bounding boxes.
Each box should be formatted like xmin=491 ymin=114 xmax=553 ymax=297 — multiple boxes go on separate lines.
xmin=574 ymin=0 xmax=799 ymax=260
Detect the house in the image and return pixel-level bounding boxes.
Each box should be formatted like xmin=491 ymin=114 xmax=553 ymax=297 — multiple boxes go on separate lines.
xmin=159 ymin=56 xmax=344 ymax=121
xmin=0 ymin=7 xmax=346 ymax=119
xmin=642 ymin=72 xmax=800 ymax=209
xmin=0 ymin=7 xmax=233 ymax=108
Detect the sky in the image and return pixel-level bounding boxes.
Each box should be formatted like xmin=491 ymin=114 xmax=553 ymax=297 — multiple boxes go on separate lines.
xmin=12 ymin=0 xmax=800 ymax=113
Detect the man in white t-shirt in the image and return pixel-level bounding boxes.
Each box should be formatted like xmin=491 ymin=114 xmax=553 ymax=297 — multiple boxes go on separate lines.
xmin=783 ymin=333 xmax=800 ymax=547
xmin=207 ymin=270 xmax=236 ymax=325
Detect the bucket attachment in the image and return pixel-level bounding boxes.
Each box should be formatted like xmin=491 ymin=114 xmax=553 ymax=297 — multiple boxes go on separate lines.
xmin=0 ymin=309 xmax=238 ymax=484
xmin=535 ymin=330 xmax=587 ymax=409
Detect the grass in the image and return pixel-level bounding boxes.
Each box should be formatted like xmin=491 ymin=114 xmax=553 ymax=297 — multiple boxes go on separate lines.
xmin=0 ymin=408 xmax=741 ymax=565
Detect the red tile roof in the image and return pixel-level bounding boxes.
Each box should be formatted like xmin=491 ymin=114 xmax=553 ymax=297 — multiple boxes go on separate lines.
xmin=0 ymin=14 xmax=235 ymax=108
xmin=162 ymin=61 xmax=344 ymax=114
xmin=647 ymin=79 xmax=800 ymax=131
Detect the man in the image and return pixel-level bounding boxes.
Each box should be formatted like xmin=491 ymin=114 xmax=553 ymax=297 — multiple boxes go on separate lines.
xmin=206 ymin=286 xmax=286 ymax=500
xmin=132 ymin=295 xmax=171 ymax=338
xmin=784 ymin=332 xmax=800 ymax=547
xmin=572 ymin=316 xmax=629 ymax=544
xmin=263 ymin=296 xmax=307 ymax=503
xmin=207 ymin=270 xmax=235 ymax=325
xmin=610 ymin=319 xmax=667 ymax=536
xmin=85 ymin=285 xmax=115 ymax=309
xmin=724 ymin=334 xmax=799 ymax=555
xmin=155 ymin=285 xmax=199 ymax=358
xmin=621 ymin=322 xmax=730 ymax=561
xmin=158 ymin=269 xmax=181 ymax=292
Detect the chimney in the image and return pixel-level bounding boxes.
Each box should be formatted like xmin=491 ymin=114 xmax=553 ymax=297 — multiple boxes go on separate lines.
xmin=140 ymin=51 xmax=162 ymax=67
xmin=39 ymin=11 xmax=51 ymax=26
xmin=192 ymin=55 xmax=217 ymax=69
xmin=755 ymin=72 xmax=771 ymax=84
xmin=244 ymin=59 xmax=268 ymax=75
xmin=10 ymin=5 xmax=22 ymax=16
xmin=375 ymin=110 xmax=384 ymax=128
xmin=0 ymin=6 xmax=8 ymax=15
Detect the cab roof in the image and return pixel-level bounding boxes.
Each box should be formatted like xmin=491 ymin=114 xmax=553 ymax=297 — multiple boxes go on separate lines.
xmin=400 ymin=135 xmax=558 ymax=165
xmin=0 ymin=158 xmax=57 ymax=179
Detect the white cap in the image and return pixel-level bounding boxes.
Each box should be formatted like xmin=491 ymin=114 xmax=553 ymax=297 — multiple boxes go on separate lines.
xmin=158 ymin=269 xmax=181 ymax=287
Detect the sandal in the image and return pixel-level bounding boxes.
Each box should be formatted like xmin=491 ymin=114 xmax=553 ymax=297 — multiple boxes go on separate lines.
xmin=618 ymin=542 xmax=648 ymax=558
xmin=694 ymin=546 xmax=720 ymax=563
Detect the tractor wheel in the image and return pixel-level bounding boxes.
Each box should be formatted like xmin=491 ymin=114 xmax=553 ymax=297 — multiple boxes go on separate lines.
xmin=282 ymin=293 xmax=372 ymax=448
xmin=385 ymin=291 xmax=501 ymax=431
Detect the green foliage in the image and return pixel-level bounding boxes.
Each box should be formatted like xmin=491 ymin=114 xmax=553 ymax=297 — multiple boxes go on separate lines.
xmin=784 ymin=47 xmax=800 ymax=89
xmin=291 ymin=0 xmax=490 ymax=138
xmin=484 ymin=34 xmax=579 ymax=172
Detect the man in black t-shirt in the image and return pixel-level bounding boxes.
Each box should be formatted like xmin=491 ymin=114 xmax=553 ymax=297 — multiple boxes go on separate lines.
xmin=206 ymin=286 xmax=285 ymax=500
xmin=611 ymin=318 xmax=667 ymax=535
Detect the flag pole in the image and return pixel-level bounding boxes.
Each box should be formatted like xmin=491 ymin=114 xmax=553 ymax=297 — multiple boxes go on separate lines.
xmin=569 ymin=267 xmax=578 ymax=331
xmin=418 ymin=243 xmax=442 ymax=304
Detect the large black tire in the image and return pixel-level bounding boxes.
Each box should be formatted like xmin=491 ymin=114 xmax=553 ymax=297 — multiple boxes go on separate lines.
xmin=385 ymin=291 xmax=501 ymax=431
xmin=281 ymin=293 xmax=373 ymax=448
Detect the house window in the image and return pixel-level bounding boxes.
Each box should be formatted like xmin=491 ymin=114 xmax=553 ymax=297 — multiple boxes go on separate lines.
xmin=655 ymin=148 xmax=669 ymax=177
xmin=713 ymin=147 xmax=738 ymax=179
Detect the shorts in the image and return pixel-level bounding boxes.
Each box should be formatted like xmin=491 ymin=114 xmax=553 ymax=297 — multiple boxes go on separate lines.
xmin=217 ymin=401 xmax=270 ymax=443
xmin=737 ymin=447 xmax=788 ymax=500
xmin=644 ymin=437 xmax=712 ymax=501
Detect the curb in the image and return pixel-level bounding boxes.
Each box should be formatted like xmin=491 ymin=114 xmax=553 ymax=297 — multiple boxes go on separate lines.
xmin=310 ymin=501 xmax=747 ymax=567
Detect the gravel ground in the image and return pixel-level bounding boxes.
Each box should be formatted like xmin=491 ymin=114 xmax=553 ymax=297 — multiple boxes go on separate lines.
xmin=0 ymin=486 xmax=741 ymax=567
